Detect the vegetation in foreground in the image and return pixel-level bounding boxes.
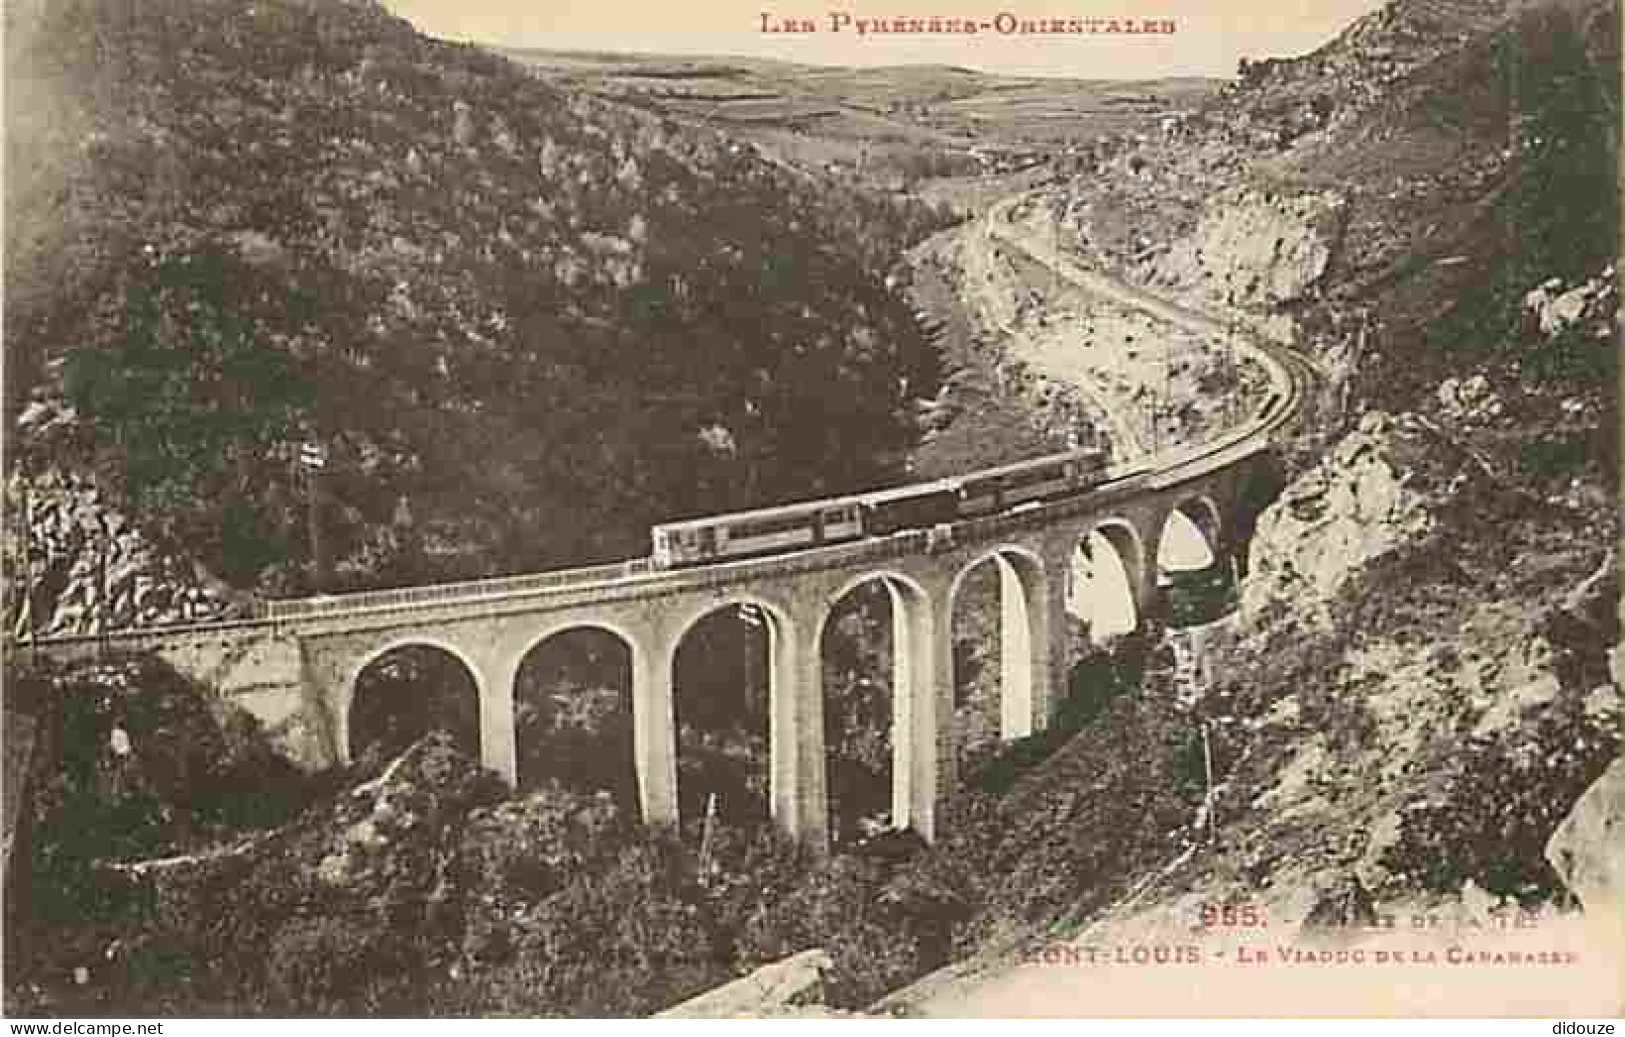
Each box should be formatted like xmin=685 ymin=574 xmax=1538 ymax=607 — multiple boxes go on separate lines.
xmin=4 ymin=630 xmax=1170 ymax=1017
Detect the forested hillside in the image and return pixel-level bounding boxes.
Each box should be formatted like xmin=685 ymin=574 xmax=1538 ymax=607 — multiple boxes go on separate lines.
xmin=5 ymin=0 xmax=951 ymax=599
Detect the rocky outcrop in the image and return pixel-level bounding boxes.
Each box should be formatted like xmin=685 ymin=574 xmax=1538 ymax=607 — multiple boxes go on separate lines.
xmin=1522 ymin=265 xmax=1617 ymax=344
xmin=310 ymin=734 xmax=506 ymax=895
xmin=1197 ymin=391 xmax=1617 ymax=916
xmin=1546 ymin=758 xmax=1625 ymax=920
xmin=656 ymin=949 xmax=836 ymax=1018
xmin=4 ymin=467 xmax=247 ymax=639
xmin=1240 ymin=410 xmax=1484 ymax=624
xmin=1149 ymin=186 xmax=1348 ymax=306
xmin=2 ymin=712 xmax=39 ymax=889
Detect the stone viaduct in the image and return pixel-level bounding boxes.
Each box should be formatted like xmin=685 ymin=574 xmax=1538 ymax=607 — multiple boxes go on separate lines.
xmin=26 ymin=433 xmax=1279 ymax=852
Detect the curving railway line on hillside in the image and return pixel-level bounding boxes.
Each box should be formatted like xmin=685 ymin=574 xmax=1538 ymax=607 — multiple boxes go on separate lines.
xmin=24 ymin=194 xmax=1322 ymax=847
xmin=247 ymin=192 xmax=1316 ymax=623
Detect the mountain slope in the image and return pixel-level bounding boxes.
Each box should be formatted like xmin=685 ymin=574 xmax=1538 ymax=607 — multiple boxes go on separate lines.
xmin=1064 ymin=0 xmax=1615 ymax=474
xmin=871 ymin=0 xmax=1619 ymax=1014
xmin=4 ymin=0 xmax=949 ymax=599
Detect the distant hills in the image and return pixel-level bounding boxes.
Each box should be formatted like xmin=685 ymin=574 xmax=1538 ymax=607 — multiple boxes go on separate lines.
xmin=511 ymin=48 xmax=1220 ymax=188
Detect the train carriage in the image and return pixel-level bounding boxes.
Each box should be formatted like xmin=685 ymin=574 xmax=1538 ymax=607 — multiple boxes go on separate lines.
xmin=859 ymin=482 xmax=961 ymax=536
xmin=956 ymin=446 xmax=1110 ymax=515
xmin=652 ymin=497 xmax=864 ymax=568
xmin=651 ymin=444 xmax=1115 ymax=569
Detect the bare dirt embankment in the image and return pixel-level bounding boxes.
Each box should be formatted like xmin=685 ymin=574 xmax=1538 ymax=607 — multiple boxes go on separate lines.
xmin=939 ymin=194 xmax=1268 ymax=466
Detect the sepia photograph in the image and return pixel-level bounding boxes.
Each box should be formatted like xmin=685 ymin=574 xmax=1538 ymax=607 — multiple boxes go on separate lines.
xmin=3 ymin=0 xmax=1621 ymax=1019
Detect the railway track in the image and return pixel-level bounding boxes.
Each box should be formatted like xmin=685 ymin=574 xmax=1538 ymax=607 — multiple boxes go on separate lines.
xmin=984 ymin=192 xmax=1319 ymax=452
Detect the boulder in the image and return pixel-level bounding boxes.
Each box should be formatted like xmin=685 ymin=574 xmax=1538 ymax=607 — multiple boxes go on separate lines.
xmin=656 ymin=949 xmax=835 ymax=1018
xmin=1152 ymin=185 xmax=1347 ymax=305
xmin=1523 ymin=265 xmax=1617 ymax=342
xmin=1240 ymin=411 xmax=1485 ymax=626
xmin=312 ymin=733 xmax=506 ymax=893
xmin=5 ymin=463 xmax=245 ymax=637
xmin=1546 ymin=758 xmax=1625 ymax=921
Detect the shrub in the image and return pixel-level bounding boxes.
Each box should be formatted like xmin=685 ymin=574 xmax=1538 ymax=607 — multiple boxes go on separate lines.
xmin=458 ymin=787 xmax=632 ymax=969
xmin=1382 ymin=689 xmax=1620 ymax=900
xmin=697 ymin=823 xmax=812 ymax=960
xmin=18 ymin=653 xmax=320 ymax=858
xmin=735 ymin=854 xmax=921 ymax=1008
xmin=961 ymin=634 xmax=1157 ymax=796
xmin=953 ymin=687 xmax=1207 ymax=936
xmin=267 ymin=914 xmax=405 ymax=1012
xmin=451 ymin=836 xmax=722 ymax=1016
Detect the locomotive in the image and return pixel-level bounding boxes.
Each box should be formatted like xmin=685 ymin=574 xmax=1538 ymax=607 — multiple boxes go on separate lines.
xmin=651 ymin=446 xmax=1113 ymax=569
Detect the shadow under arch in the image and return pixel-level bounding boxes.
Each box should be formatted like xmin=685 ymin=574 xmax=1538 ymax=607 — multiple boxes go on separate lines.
xmin=347 ymin=638 xmax=482 ymax=766
xmin=1159 ymin=495 xmax=1237 ymax=628
xmin=511 ymin=622 xmax=637 ymax=810
xmin=1068 ymin=519 xmax=1145 ymax=643
xmin=818 ymin=569 xmax=933 ymax=845
xmin=668 ymin=597 xmax=790 ymax=832
xmin=948 ymin=544 xmax=1049 ymax=748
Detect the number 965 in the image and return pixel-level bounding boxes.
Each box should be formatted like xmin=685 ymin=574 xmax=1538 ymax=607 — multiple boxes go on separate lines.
xmin=1200 ymin=904 xmax=1263 ymax=928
